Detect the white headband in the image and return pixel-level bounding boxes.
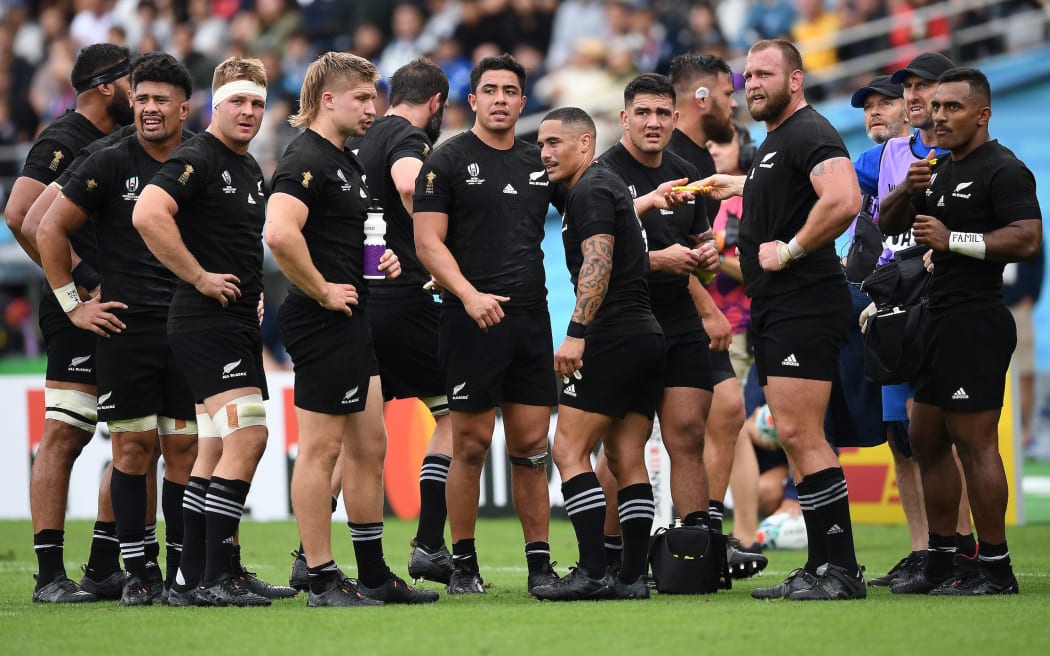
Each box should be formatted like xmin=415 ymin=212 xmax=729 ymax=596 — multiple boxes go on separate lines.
xmin=212 ymin=80 xmax=267 ymax=109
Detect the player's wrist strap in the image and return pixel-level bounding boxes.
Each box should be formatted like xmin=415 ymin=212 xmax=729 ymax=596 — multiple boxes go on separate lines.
xmin=54 ymin=281 xmax=83 ymax=313
xmin=948 ymin=232 xmax=986 ymax=260
xmin=566 ymin=320 xmax=587 ymax=339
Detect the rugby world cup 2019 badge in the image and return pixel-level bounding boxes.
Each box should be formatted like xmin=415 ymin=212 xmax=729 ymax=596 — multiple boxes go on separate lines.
xmin=466 ymin=162 xmax=484 ymax=185
xmin=122 ymin=176 xmax=139 ymax=201
xmin=221 ymin=169 xmax=237 ymax=194
xmin=425 ymin=171 xmax=436 ymax=194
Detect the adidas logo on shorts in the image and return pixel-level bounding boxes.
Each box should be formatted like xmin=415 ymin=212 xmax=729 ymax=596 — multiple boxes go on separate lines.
xmin=826 ymin=524 xmax=843 ymax=535
xmin=781 ymin=354 xmax=800 ymax=367
xmin=563 ymin=384 xmax=577 ymax=397
xmin=952 ymin=387 xmax=969 ymax=400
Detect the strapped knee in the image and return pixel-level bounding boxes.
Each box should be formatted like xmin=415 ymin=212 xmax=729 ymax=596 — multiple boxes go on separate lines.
xmin=211 ymin=393 xmax=267 ymax=438
xmin=44 ymin=388 xmax=97 ymax=432
xmin=196 ymin=412 xmax=221 ymax=439
xmin=159 ymin=416 xmax=198 ymax=436
xmin=108 ymin=415 xmax=159 ymax=432
xmin=509 ymin=447 xmax=551 ymax=469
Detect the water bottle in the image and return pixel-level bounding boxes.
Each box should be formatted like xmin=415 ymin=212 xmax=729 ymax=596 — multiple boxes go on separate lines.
xmin=363 ymin=199 xmax=386 ymax=280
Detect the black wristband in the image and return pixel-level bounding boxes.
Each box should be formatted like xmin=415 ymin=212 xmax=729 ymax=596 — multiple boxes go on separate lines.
xmin=71 ymin=262 xmax=101 ymax=291
xmin=566 ymin=321 xmax=587 ymax=338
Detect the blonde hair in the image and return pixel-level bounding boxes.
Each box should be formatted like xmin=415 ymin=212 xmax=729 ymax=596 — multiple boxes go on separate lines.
xmin=289 ymin=52 xmax=379 ymax=129
xmin=211 ymin=57 xmax=268 ymax=93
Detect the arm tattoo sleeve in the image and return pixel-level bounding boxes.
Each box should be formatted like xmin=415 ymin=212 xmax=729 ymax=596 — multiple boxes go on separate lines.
xmin=572 ymin=234 xmax=614 ymax=325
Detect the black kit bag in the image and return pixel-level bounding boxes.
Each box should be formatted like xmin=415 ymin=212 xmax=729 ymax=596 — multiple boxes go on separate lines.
xmin=648 ymin=525 xmax=730 ymax=594
xmin=860 ymin=245 xmax=932 ymax=385
xmin=844 ymin=195 xmax=882 ymax=284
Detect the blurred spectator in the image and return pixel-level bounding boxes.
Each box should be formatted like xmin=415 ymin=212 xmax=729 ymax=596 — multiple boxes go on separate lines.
xmin=298 ymin=0 xmax=357 ymax=53
xmin=887 ymin=0 xmax=950 ymax=73
xmin=378 ymin=1 xmax=425 ymax=78
xmin=429 ymin=36 xmax=473 ymax=104
xmin=0 ymin=18 xmax=37 ymax=143
xmin=28 ymin=36 xmax=76 ymax=125
xmin=736 ymin=0 xmax=797 ymax=52
xmin=70 ymin=0 xmax=116 ymax=49
xmin=186 ymin=0 xmax=228 ymax=59
xmin=792 ymin=0 xmax=840 ymax=99
xmin=254 ymin=0 xmax=301 ymax=56
xmin=512 ymin=41 xmax=549 ymax=115
xmin=351 ymin=21 xmax=386 ymax=63
xmin=534 ymin=37 xmax=620 ymax=150
xmin=278 ymin=30 xmax=314 ymax=105
xmin=546 ymin=0 xmax=606 ymax=70
xmin=1003 ymin=253 xmax=1045 ymax=452
xmin=168 ymin=20 xmax=216 ymax=92
xmin=678 ymin=0 xmax=731 ymax=61
xmin=837 ymin=0 xmax=890 ymax=65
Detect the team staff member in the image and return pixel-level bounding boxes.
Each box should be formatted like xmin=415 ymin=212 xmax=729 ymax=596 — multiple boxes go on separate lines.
xmin=596 ymin=73 xmax=721 ymax=542
xmin=267 ymin=51 xmax=438 ymax=607
xmin=134 ymin=57 xmax=272 ymax=607
xmin=879 ymin=67 xmax=1041 ymax=596
xmin=37 ymin=52 xmax=198 ymax=606
xmin=347 ymin=59 xmax=455 ymax=585
xmin=700 ymin=39 xmax=865 ymax=601
xmin=7 ymin=42 xmax=133 ymax=604
xmin=532 ymin=106 xmax=666 ymax=601
xmin=414 ymin=54 xmax=557 ymax=596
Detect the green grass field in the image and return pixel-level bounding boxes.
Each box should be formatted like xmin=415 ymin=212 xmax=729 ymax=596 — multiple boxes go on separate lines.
xmin=1 ymin=518 xmax=1048 ymax=655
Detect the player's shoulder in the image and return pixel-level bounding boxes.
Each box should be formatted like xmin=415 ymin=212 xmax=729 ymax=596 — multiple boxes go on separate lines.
xmin=661 ymin=148 xmax=701 ymax=180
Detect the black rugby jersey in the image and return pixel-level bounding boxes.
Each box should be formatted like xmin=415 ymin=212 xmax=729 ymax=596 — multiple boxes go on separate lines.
xmin=914 ymin=140 xmax=1042 ymax=312
xmin=20 ymin=110 xmax=107 ymax=185
xmin=348 ymin=115 xmax=432 ymax=293
xmin=148 ymin=131 xmax=267 ymax=329
xmin=413 ymin=130 xmax=551 ymax=311
xmin=598 ymin=142 xmax=708 ymax=336
xmin=739 ymin=106 xmax=848 ymax=298
xmin=668 ymin=128 xmax=720 ymax=221
xmin=63 ymin=133 xmax=190 ymax=322
xmin=272 ymin=128 xmax=372 ymax=301
xmin=562 ymin=163 xmax=661 ymax=338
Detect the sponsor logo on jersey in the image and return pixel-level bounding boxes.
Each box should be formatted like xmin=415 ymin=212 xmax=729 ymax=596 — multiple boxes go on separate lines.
xmin=759 ymin=152 xmax=777 ymax=169
xmin=49 ymin=150 xmax=64 ymax=172
xmin=68 ymin=354 xmax=93 ymax=373
xmin=178 ymin=164 xmax=194 ymax=185
xmin=335 ymin=169 xmax=352 ymax=192
xmin=452 ymin=381 xmax=468 ymax=400
xmin=528 ymin=170 xmax=548 ymax=186
xmin=952 ymin=181 xmax=974 ymax=199
xmin=937 ymin=195 xmax=945 ymax=207
xmin=301 ymin=171 xmax=312 ymax=188
xmin=222 ymin=359 xmax=247 ymax=380
xmin=465 ymin=162 xmax=484 ymax=185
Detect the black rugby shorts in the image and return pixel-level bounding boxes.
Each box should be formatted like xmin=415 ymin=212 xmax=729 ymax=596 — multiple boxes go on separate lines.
xmin=168 ymin=320 xmax=268 ymax=403
xmin=368 ymin=290 xmax=444 ymax=402
xmin=96 ymin=320 xmax=194 ymax=422
xmin=662 ymin=330 xmax=713 ymax=391
xmin=40 ymin=294 xmax=97 ymax=386
xmin=559 ymin=332 xmax=666 ymax=420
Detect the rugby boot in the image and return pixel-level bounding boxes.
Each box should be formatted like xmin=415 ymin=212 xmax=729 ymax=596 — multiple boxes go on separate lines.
xmin=32 ymin=573 xmax=96 ymax=603
xmin=408 ymin=541 xmax=453 ymax=585
xmin=527 ymin=561 xmax=560 ymax=594
xmin=868 ymin=551 xmax=925 ymax=587
xmin=196 ymin=576 xmax=271 ymax=607
xmin=727 ymin=537 xmax=769 ymax=579
xmin=751 ymin=567 xmax=818 ymax=599
xmin=787 ymin=564 xmax=866 ymax=600
xmin=531 ymin=566 xmax=613 ymax=601
xmin=307 ymin=577 xmax=384 ymax=607
xmin=358 ymin=573 xmax=439 ymax=604
xmin=446 ymin=567 xmax=485 ymax=595
xmin=237 ymin=564 xmax=298 ymax=599
xmin=79 ymin=563 xmax=125 ymax=600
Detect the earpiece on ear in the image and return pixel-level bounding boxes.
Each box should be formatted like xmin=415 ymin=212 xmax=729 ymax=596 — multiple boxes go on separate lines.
xmin=695 ymin=86 xmax=709 ymax=100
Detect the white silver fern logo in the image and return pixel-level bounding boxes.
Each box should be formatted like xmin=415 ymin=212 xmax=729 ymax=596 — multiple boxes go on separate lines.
xmin=98 ymin=391 xmax=113 ymax=404
xmin=954 ymin=182 xmax=973 ymax=192
xmin=761 ymin=152 xmax=777 ymax=163
xmin=343 ymin=386 xmax=359 ymax=402
xmin=453 ymin=382 xmax=466 ymax=395
xmin=223 ymin=360 xmax=242 ymax=375
xmin=70 ymin=355 xmax=91 ymax=367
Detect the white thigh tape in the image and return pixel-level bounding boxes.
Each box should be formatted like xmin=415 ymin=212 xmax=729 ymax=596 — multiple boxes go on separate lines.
xmin=212 ymin=393 xmax=267 ymax=439
xmin=159 ymin=416 xmax=198 ymax=436
xmin=196 ymin=412 xmax=221 ymax=440
xmin=108 ymin=415 xmax=159 ymax=433
xmin=44 ymin=387 xmax=97 ymax=432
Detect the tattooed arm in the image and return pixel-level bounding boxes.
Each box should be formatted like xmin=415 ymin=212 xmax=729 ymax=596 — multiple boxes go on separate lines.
xmin=758 ymin=156 xmax=862 ymax=271
xmin=555 ymin=233 xmax=614 ymax=377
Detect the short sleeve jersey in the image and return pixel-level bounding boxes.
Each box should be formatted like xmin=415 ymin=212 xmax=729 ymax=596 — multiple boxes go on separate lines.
xmin=148 ymin=131 xmax=267 ymax=330
xmin=561 ymin=164 xmax=661 ymax=338
xmin=668 ymin=128 xmax=721 ymax=222
xmin=598 ymin=142 xmax=708 ymax=336
xmin=348 ymin=115 xmax=432 ymax=292
xmin=22 ymin=111 xmax=111 ymax=278
xmin=413 ymin=131 xmax=551 ymax=312
xmin=271 ymin=129 xmax=372 ymax=302
xmin=913 ymin=140 xmax=1042 ymax=312
xmin=740 ymin=106 xmax=849 ymax=297
xmin=61 ymin=133 xmax=183 ymax=322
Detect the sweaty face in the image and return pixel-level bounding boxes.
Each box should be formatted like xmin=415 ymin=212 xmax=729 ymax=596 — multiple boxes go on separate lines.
xmin=133 ymin=80 xmax=188 ymax=144
xmin=863 ymin=94 xmax=908 ymax=144
xmin=901 ymin=74 xmax=938 ymax=130
xmin=333 ymin=81 xmax=377 ymax=138
xmin=468 ymin=69 xmax=525 ymax=135
xmin=744 ymin=48 xmax=792 ymax=123
xmin=930 ymin=80 xmax=988 ymax=156
xmin=700 ymin=72 xmax=737 ymax=144
xmin=538 ymin=119 xmax=585 ymax=184
xmin=213 ymin=89 xmax=266 ymax=148
xmin=622 ymin=92 xmax=676 ymax=156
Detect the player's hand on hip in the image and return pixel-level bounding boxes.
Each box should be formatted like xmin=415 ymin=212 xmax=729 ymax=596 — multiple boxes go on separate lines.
xmin=378 ymin=249 xmax=401 ymax=279
xmin=913 ymin=214 xmax=949 ymax=251
xmin=69 ymin=297 xmax=128 ymax=337
xmin=554 ymin=337 xmax=584 ymax=378
xmin=195 ymin=271 xmax=241 ymax=308
xmin=465 ymin=291 xmax=509 ymax=330
xmin=319 ymin=282 xmax=358 ymax=317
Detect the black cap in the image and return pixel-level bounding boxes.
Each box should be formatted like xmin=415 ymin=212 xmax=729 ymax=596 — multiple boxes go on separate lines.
xmin=851 ymin=75 xmax=903 ymax=108
xmin=891 ymin=52 xmax=954 ymax=84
